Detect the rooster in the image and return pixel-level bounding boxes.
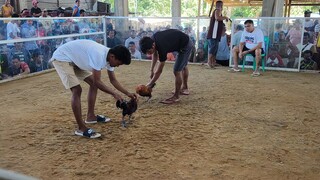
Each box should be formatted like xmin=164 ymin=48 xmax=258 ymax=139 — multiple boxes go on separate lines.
xmin=116 ymin=98 xmax=138 ymax=128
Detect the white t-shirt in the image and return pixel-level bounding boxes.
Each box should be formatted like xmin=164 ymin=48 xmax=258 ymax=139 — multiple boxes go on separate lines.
xmin=51 ymin=39 xmax=114 ymax=72
xmin=131 ymin=50 xmax=142 ymax=60
xmin=6 ymin=21 xmax=20 ymax=46
xmin=240 ymin=28 xmax=265 ymax=50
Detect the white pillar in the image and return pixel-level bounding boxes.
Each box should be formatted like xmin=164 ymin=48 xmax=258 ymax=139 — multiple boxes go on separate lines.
xmin=274 ymin=0 xmax=284 ymax=17
xmin=171 ymin=0 xmax=181 ymax=29
xmin=262 ymin=0 xmax=284 ymax=17
xmin=114 ymin=0 xmax=128 ymax=17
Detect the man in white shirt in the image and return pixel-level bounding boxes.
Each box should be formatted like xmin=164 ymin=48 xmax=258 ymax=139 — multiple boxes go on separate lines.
xmin=232 ymin=19 xmax=265 ymax=76
xmin=50 ymin=39 xmax=136 ymax=138
xmin=128 ymin=41 xmax=142 ymax=60
xmin=125 ymin=30 xmax=140 ymax=50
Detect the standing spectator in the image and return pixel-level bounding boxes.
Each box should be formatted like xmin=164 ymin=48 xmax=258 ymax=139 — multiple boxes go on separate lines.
xmin=106 ymin=30 xmax=122 ymax=48
xmin=304 ymin=10 xmax=314 ymax=42
xmin=9 ymin=56 xmax=30 ymax=77
xmin=274 ymin=23 xmax=284 ymax=43
xmin=6 ymin=14 xmax=20 ymax=49
xmin=1 ymin=0 xmax=14 ymax=18
xmin=125 ymin=30 xmax=140 ymax=50
xmin=31 ymin=0 xmax=42 ymax=17
xmin=285 ymin=19 xmax=302 ymax=46
xmin=206 ymin=0 xmax=229 ymax=68
xmin=21 ymin=18 xmax=39 ymax=57
xmin=39 ymin=9 xmax=53 ymax=34
xmin=72 ymin=0 xmax=81 ymax=17
xmin=20 ymin=8 xmax=30 ymax=18
xmin=200 ymin=26 xmax=207 ymax=41
xmin=128 ymin=41 xmax=141 ymax=60
xmin=232 ymin=19 xmax=265 ymax=76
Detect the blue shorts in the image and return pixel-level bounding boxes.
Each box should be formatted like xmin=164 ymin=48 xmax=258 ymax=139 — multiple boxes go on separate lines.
xmin=208 ymin=38 xmax=219 ymax=56
xmin=174 ymin=39 xmax=194 ymax=71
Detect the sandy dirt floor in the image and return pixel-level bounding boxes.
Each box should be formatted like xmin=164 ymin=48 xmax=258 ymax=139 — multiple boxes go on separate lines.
xmin=0 ymin=61 xmax=319 ymax=180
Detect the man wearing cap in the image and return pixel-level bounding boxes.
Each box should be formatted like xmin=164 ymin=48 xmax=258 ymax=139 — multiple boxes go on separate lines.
xmin=304 ymin=10 xmax=314 ymax=43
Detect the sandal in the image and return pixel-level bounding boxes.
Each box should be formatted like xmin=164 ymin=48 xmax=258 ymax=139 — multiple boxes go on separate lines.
xmin=85 ymin=115 xmax=111 ymax=124
xmin=160 ymin=98 xmax=180 ymax=104
xmin=74 ymin=128 xmax=101 ymax=139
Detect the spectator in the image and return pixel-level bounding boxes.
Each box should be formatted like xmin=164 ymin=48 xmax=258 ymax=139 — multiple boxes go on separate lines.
xmin=6 ymin=14 xmax=20 ymax=49
xmin=8 ymin=42 xmax=31 ymax=66
xmin=39 ymin=9 xmax=53 ymax=34
xmin=106 ymin=30 xmax=122 ymax=48
xmin=216 ymin=24 xmax=230 ymax=66
xmin=9 ymin=56 xmax=30 ymax=77
xmin=20 ymin=8 xmax=30 ymax=18
xmin=207 ymin=0 xmax=229 ymax=68
xmin=21 ymin=18 xmax=39 ymax=57
xmin=31 ymin=0 xmax=42 ymax=17
xmin=125 ymin=30 xmax=140 ymax=50
xmin=195 ymin=48 xmax=205 ymax=63
xmin=1 ymin=0 xmax=14 ymax=18
xmin=128 ymin=41 xmax=141 ymax=60
xmin=232 ymin=19 xmax=265 ymax=76
xmin=274 ymin=23 xmax=284 ymax=43
xmin=287 ymin=32 xmax=317 ymax=68
xmin=285 ymin=19 xmax=302 ymax=46
xmin=266 ymin=47 xmax=284 ymax=67
xmin=300 ymin=50 xmax=317 ymax=70
xmin=72 ymin=0 xmax=81 ymax=17
xmin=232 ymin=24 xmax=244 ymax=48
xmin=200 ymin=26 xmax=207 ymax=41
xmin=105 ymin=18 xmax=113 ymax=31
xmin=29 ymin=52 xmax=47 ymax=73
xmin=304 ymin=10 xmax=314 ymax=42
xmin=80 ymin=9 xmax=85 ymax=17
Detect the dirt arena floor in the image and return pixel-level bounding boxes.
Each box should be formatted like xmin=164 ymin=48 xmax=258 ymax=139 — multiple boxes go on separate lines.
xmin=0 ymin=61 xmax=319 ymax=180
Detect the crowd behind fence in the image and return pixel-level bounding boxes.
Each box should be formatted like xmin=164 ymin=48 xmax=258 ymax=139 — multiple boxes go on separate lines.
xmin=0 ymin=16 xmax=319 ymax=81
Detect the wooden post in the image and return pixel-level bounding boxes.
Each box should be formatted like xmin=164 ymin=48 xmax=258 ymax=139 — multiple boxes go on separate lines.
xmin=208 ymin=0 xmax=214 ymax=17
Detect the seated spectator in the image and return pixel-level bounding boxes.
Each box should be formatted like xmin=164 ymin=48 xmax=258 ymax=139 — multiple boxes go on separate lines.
xmin=266 ymin=47 xmax=284 ymax=67
xmin=9 ymin=56 xmax=30 ymax=76
xmin=128 ymin=41 xmax=142 ymax=60
xmin=8 ymin=42 xmax=31 ymax=66
xmin=80 ymin=9 xmax=86 ymax=17
xmin=232 ymin=20 xmax=265 ymax=76
xmin=232 ymin=24 xmax=244 ymax=48
xmin=106 ymin=30 xmax=122 ymax=48
xmin=125 ymin=30 xmax=140 ymax=50
xmin=195 ymin=48 xmax=205 ymax=63
xmin=287 ymin=32 xmax=317 ymax=68
xmin=216 ymin=25 xmax=230 ymax=66
xmin=300 ymin=50 xmax=317 ymax=70
xmin=29 ymin=52 xmax=47 ymax=73
xmin=20 ymin=8 xmax=30 ymax=17
xmin=274 ymin=23 xmax=284 ymax=43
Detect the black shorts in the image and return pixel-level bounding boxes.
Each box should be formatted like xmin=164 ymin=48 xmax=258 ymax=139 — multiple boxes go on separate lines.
xmin=243 ymin=46 xmax=265 ymax=57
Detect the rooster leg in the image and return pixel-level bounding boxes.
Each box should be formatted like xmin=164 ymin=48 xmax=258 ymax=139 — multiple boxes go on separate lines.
xmin=128 ymin=115 xmax=132 ymax=124
xmin=121 ymin=116 xmax=127 ymax=128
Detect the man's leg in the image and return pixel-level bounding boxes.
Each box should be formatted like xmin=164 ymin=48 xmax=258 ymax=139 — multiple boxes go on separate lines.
xmin=232 ymin=46 xmax=240 ymax=70
xmin=173 ymin=70 xmax=182 ymax=100
xmin=254 ymin=49 xmax=262 ymax=73
xmin=83 ymin=75 xmax=98 ymax=121
xmin=70 ymin=85 xmax=87 ymax=132
xmin=181 ymin=66 xmax=189 ymax=94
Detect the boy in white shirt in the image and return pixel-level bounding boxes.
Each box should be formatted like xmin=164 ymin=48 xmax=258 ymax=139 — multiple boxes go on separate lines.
xmin=232 ymin=19 xmax=265 ymax=76
xmin=50 ymin=39 xmax=136 ymax=138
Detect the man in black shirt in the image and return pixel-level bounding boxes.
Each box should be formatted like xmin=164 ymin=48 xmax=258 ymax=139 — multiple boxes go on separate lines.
xmin=140 ymin=29 xmax=194 ymax=104
xmin=30 ymin=1 xmax=41 ymax=17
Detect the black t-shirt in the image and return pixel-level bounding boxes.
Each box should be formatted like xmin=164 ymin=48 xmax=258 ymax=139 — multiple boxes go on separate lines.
xmin=152 ymin=29 xmax=189 ymax=62
xmin=31 ymin=7 xmax=42 ymax=17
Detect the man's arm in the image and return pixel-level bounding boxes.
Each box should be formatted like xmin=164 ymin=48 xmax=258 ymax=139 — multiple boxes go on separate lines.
xmin=92 ymin=69 xmax=122 ymax=100
xmin=150 ymin=51 xmax=159 ymax=78
xmin=107 ymin=70 xmax=136 ymax=99
xmin=214 ymin=9 xmax=228 ymax=21
xmin=147 ymin=61 xmax=165 ymax=87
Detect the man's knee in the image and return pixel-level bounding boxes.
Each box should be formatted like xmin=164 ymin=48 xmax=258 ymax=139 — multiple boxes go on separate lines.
xmin=255 ymin=49 xmax=262 ymax=59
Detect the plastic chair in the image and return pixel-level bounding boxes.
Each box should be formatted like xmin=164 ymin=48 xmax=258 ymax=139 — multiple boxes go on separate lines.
xmin=242 ymin=36 xmax=269 ymax=72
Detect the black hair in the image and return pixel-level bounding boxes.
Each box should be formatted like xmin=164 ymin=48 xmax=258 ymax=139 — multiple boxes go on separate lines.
xmin=139 ymin=36 xmax=154 ymax=54
xmin=12 ymin=13 xmax=19 ymax=18
xmin=108 ymin=29 xmax=116 ymax=36
xmin=109 ymin=45 xmax=131 ymax=65
xmin=303 ymin=32 xmax=310 ymax=38
xmin=216 ymin=1 xmax=223 ymax=5
xmin=80 ymin=9 xmax=85 ymax=14
xmin=236 ymin=24 xmax=244 ymax=31
xmin=12 ymin=56 xmax=20 ymax=61
xmin=244 ymin=19 xmax=254 ymax=25
xmin=128 ymin=41 xmax=135 ymax=45
xmin=303 ymin=50 xmax=313 ymax=56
